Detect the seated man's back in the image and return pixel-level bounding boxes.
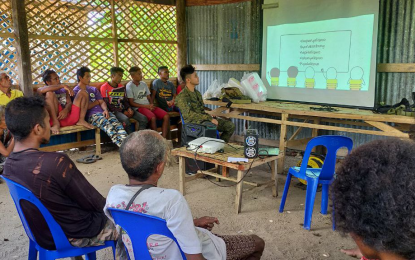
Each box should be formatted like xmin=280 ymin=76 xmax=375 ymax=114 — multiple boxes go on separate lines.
xmin=4 ymin=150 xmax=107 ymax=249
xmin=105 ymin=184 xmax=225 ymax=260
xmin=2 ymin=96 xmax=120 ymax=256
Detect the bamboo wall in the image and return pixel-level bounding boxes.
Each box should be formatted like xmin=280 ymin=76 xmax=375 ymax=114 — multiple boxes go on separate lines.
xmin=0 ymin=0 xmax=178 ymax=85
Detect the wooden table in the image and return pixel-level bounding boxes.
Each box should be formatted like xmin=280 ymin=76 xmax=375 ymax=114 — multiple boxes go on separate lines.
xmin=171 ymin=144 xmax=280 ymax=214
xmin=204 ymin=100 xmax=415 ymax=174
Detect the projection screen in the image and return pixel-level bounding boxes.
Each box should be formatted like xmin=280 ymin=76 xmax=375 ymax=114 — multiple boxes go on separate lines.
xmin=262 ymin=0 xmax=379 ymax=108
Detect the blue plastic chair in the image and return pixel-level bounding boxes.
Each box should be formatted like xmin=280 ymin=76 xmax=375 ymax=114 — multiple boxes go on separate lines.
xmin=278 ymin=135 xmax=353 ymax=230
xmin=1 ymin=176 xmax=116 ymax=260
xmin=108 ymin=208 xmax=187 ymax=260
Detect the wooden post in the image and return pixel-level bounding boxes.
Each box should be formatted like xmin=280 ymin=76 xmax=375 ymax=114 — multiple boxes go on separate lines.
xmin=95 ymin=128 xmax=101 ymax=156
xmin=11 ymin=0 xmax=33 ymax=96
xmin=271 ymin=159 xmax=278 ymax=197
xmin=235 ymin=170 xmax=244 ymax=214
xmin=179 ymin=156 xmax=186 ymax=195
xmin=176 ymin=0 xmax=187 ymax=79
xmin=110 ymin=0 xmax=119 ymax=67
xmin=278 ymin=113 xmax=288 ymax=174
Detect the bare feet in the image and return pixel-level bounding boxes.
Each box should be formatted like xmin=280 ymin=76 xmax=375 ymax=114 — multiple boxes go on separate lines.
xmin=76 ymin=120 xmax=94 ymax=129
xmin=341 ymin=248 xmax=363 ymax=258
xmin=51 ymin=123 xmax=60 ymax=134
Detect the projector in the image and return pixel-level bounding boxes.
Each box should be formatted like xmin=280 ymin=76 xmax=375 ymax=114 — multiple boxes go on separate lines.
xmin=187 ymin=137 xmax=225 ymax=154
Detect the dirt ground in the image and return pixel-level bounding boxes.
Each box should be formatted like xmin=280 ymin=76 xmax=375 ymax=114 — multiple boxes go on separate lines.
xmin=0 ymin=145 xmax=356 ymax=260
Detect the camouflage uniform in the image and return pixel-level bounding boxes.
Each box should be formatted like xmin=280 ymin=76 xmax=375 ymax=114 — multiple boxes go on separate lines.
xmin=176 ymin=86 xmax=235 ymax=142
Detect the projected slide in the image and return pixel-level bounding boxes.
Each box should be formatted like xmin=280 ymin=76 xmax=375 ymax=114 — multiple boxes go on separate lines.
xmin=266 ymin=14 xmax=374 ymax=92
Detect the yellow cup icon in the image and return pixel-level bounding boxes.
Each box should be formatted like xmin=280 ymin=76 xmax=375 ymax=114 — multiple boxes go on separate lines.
xmin=349 ymin=79 xmax=362 ymax=91
xmin=305 ymin=78 xmax=315 ymax=88
xmin=326 ymin=79 xmax=337 ymax=89
xmin=287 ymin=77 xmax=296 ymax=87
xmin=271 ymin=77 xmax=279 ymax=86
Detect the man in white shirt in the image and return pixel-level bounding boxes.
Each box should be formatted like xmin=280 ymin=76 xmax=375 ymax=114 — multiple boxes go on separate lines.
xmin=126 ymin=67 xmax=170 ymax=138
xmin=104 ymin=130 xmax=265 ymax=260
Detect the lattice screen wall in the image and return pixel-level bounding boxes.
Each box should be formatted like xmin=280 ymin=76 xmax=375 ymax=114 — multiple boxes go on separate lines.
xmin=0 ymin=0 xmax=19 ymax=84
xmin=1 ymin=0 xmax=177 ymax=85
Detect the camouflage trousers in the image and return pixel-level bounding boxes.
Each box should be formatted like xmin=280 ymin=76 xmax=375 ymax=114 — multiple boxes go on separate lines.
xmin=69 ymin=220 xmax=127 ymax=260
xmin=89 ymin=112 xmax=128 ymax=147
xmin=216 ymin=117 xmax=236 ymax=143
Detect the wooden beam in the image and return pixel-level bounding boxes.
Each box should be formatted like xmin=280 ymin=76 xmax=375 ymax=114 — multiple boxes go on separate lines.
xmin=110 ymin=0 xmax=119 ymax=67
xmin=186 ymin=0 xmax=251 ymax=6
xmin=176 ymin=0 xmax=187 ymax=80
xmin=377 ymin=63 xmax=415 ymax=73
xmin=11 ymin=0 xmax=33 ymax=96
xmin=194 ymin=64 xmax=260 ymax=71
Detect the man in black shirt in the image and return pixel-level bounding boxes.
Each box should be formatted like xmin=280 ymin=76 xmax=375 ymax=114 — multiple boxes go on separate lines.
xmin=3 ymin=96 xmax=123 ymax=259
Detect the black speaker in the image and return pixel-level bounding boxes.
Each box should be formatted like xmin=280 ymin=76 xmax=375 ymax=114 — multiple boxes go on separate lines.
xmin=182 ymin=122 xmax=217 ymax=174
xmin=244 ymin=129 xmax=259 ymax=158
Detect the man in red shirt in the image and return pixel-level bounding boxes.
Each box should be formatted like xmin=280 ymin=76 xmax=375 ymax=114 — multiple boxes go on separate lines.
xmin=100 ymin=67 xmax=148 ymax=134
xmin=38 ymin=69 xmax=93 ymax=134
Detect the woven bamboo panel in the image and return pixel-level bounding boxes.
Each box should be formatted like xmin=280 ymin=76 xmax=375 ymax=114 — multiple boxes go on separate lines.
xmin=0 ymin=1 xmax=18 ymax=83
xmin=119 ymin=42 xmax=177 ymax=80
xmin=115 ymin=0 xmax=177 ymax=41
xmin=0 ymin=36 xmax=18 ymax=83
xmin=25 ymin=0 xmax=112 ymax=38
xmin=30 ymin=39 xmax=114 ymax=84
xmin=0 ymin=0 xmax=13 ymax=34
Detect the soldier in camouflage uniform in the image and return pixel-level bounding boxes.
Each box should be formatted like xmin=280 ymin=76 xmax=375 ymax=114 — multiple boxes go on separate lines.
xmin=176 ymin=65 xmax=235 ymax=142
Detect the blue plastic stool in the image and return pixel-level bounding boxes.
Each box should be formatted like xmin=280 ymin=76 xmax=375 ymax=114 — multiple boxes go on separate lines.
xmin=108 ymin=208 xmax=187 ymax=260
xmin=278 ymin=136 xmax=353 ymax=230
xmin=1 ymin=176 xmax=116 ymax=260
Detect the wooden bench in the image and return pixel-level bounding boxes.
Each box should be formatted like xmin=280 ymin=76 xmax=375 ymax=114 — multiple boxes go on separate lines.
xmin=39 ymin=125 xmax=101 ymax=155
xmin=34 ymin=77 xmax=181 ymax=153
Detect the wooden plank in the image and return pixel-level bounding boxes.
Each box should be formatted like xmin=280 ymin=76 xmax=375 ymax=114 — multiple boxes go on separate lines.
xmin=171 ymin=145 xmax=279 ymax=170
xmin=186 ymin=0 xmax=251 ymax=6
xmin=31 ymin=77 xmax=178 ymax=90
xmin=235 ymin=170 xmax=244 ymax=214
xmin=28 ymin=34 xmax=114 ymax=42
xmin=95 ymin=128 xmax=101 ymax=156
xmin=286 ymin=138 xmax=312 ymax=151
xmin=110 ymin=0 xmax=119 ymax=66
xmin=288 ymin=120 xmax=308 ymax=141
xmin=11 ymin=0 xmax=33 ymax=96
xmin=117 ymin=39 xmax=177 ymax=44
xmin=377 ymin=63 xmax=415 ymax=73
xmin=204 ymin=100 xmax=415 ymax=125
xmin=212 ymin=112 xmax=283 ymax=125
xmin=39 ymin=140 xmax=95 ymax=152
xmin=312 ymin=118 xmax=320 ymax=137
xmin=271 ymin=160 xmax=278 ymax=197
xmin=286 ymin=121 xmax=409 ymax=138
xmin=278 ymin=114 xmax=288 ymax=174
xmin=176 ymin=0 xmax=186 ymax=80
xmin=365 ymin=120 xmax=405 ymax=135
xmin=195 ymin=64 xmax=260 ymax=71
xmin=51 ymin=125 xmax=96 ymax=135
xmin=179 ymin=156 xmax=186 ymax=195
xmin=222 ymin=166 xmax=229 ymax=177
xmin=200 ymin=170 xmax=258 ymax=186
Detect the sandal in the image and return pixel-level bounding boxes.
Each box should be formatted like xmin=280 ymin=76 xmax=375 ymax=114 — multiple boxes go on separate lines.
xmin=76 ymin=156 xmax=97 ymax=164
xmin=82 ymin=154 xmax=102 ymax=160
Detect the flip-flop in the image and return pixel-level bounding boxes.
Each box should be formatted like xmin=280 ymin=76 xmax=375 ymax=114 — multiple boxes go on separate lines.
xmin=76 ymin=156 xmax=97 ymax=164
xmin=85 ymin=154 xmax=102 ymax=160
